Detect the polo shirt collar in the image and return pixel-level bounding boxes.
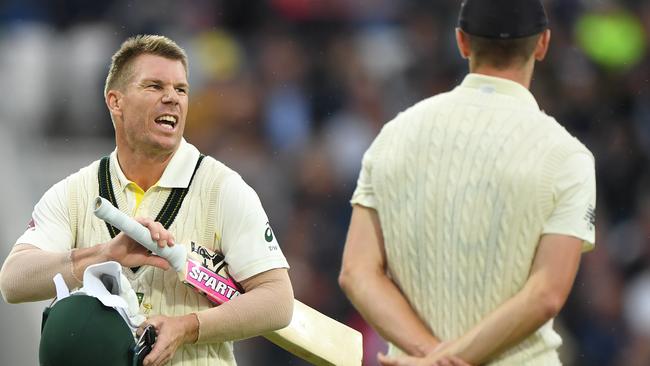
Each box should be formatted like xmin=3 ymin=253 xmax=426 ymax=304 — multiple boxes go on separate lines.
xmin=460 ymin=73 xmax=539 ymax=110
xmin=110 ymin=138 xmax=201 ymax=190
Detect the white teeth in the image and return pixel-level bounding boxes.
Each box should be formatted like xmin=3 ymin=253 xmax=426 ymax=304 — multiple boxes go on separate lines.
xmin=156 ymin=115 xmax=177 ymax=124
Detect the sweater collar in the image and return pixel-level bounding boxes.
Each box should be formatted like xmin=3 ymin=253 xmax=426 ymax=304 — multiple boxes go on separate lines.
xmin=110 ymin=138 xmax=201 ymax=190
xmin=460 ymin=73 xmax=539 ymax=110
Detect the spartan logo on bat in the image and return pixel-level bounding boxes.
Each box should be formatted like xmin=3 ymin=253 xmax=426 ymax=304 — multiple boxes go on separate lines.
xmin=190 ymin=242 xmax=227 ymax=273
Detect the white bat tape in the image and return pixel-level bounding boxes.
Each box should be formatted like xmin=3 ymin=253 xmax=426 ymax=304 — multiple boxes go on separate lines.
xmin=93 ymin=196 xmax=187 ymax=272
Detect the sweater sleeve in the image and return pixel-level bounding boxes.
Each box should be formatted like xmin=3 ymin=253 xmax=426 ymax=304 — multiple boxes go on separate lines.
xmin=542 ymin=152 xmax=596 ymax=252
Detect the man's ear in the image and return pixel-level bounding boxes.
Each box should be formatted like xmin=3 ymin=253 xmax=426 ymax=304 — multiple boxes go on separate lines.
xmin=534 ymin=29 xmax=551 ymax=61
xmin=455 ymin=28 xmax=471 ymax=59
xmin=105 ymin=90 xmax=123 ymax=118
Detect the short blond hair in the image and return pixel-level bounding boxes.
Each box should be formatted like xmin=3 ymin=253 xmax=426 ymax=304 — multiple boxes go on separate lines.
xmin=104 ymin=35 xmax=188 ymax=97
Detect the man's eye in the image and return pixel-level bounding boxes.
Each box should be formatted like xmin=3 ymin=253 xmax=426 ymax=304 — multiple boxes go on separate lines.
xmin=176 ymin=88 xmax=187 ymax=94
xmin=148 ymin=84 xmax=161 ymax=90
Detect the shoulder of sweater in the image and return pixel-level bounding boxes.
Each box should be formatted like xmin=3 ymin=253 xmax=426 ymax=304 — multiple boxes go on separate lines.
xmin=534 ymin=111 xmax=595 ymax=166
xmin=381 ymin=91 xmax=453 ymax=132
xmin=535 ymin=113 xmax=593 ymax=158
xmin=199 ymin=155 xmax=237 ymax=175
xmin=61 ymin=158 xmax=103 ymax=185
xmin=194 ymin=154 xmax=243 ymax=184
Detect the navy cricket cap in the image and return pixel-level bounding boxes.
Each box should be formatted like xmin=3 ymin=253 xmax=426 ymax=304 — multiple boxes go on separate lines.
xmin=39 ymin=295 xmax=135 ymax=366
xmin=458 ymin=0 xmax=548 ymax=39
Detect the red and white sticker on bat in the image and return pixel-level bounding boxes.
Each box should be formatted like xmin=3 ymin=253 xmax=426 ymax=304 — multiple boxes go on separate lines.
xmin=184 ymin=259 xmax=242 ymax=304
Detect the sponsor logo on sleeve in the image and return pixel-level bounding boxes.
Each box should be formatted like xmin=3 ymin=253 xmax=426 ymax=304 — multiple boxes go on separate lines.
xmin=584 ymin=205 xmax=596 ymax=231
xmin=264 ymin=222 xmax=280 ymax=252
xmin=264 ymin=222 xmax=274 ymax=242
xmin=27 ymin=217 xmax=36 ymax=231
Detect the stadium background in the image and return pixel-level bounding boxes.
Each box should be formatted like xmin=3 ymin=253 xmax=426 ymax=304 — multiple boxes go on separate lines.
xmin=1 ymin=0 xmax=649 ymax=365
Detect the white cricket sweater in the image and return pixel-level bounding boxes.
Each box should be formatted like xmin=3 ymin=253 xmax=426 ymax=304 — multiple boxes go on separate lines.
xmin=352 ymin=74 xmax=595 ymax=365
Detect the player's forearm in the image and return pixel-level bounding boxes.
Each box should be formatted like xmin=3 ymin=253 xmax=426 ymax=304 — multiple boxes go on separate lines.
xmin=0 ymin=244 xmax=83 ymax=303
xmin=193 ymin=268 xmax=293 ymax=344
xmin=0 ymin=243 xmax=115 ymax=303
xmin=439 ymin=277 xmax=564 ymax=364
xmin=438 ymin=235 xmax=583 ymax=364
xmin=339 ymin=267 xmax=439 ymax=356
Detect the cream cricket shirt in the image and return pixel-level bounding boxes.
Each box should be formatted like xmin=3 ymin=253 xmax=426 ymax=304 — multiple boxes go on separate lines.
xmin=17 ymin=139 xmax=289 ymax=365
xmin=352 ymin=74 xmax=596 ymax=365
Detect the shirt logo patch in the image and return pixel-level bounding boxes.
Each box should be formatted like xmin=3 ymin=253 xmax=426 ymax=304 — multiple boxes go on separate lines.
xmin=264 ymin=222 xmax=274 ymax=243
xmin=27 ymin=218 xmax=35 ymax=231
xmin=584 ymin=205 xmax=596 ymax=231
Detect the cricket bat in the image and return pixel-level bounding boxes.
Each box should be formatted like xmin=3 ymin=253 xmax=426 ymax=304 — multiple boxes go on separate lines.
xmin=94 ymin=196 xmax=362 ymax=366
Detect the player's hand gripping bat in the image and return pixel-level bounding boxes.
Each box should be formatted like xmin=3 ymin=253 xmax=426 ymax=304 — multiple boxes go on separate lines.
xmin=94 ymin=196 xmax=362 ymax=366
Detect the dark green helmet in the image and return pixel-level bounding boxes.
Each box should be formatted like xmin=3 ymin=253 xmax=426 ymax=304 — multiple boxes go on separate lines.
xmin=39 ymin=294 xmax=135 ymax=366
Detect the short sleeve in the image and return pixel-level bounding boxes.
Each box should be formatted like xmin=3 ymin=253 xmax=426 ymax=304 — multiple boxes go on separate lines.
xmin=542 ymin=152 xmax=596 ymax=252
xmin=218 ymin=175 xmax=289 ymax=282
xmin=15 ymin=179 xmax=73 ymax=252
xmin=350 ymin=125 xmax=388 ymax=208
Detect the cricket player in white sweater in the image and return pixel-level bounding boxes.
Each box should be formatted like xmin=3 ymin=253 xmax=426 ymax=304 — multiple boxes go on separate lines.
xmin=339 ymin=0 xmax=596 ymax=365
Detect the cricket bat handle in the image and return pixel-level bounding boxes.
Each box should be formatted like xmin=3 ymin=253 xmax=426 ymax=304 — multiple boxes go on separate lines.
xmin=94 ymin=196 xmax=187 ymax=272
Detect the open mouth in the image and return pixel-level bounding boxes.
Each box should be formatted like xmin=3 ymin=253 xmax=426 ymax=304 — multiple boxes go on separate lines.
xmin=155 ymin=114 xmax=177 ymax=130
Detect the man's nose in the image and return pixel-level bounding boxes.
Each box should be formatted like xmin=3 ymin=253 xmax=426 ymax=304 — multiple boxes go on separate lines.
xmin=161 ymin=89 xmax=179 ymax=104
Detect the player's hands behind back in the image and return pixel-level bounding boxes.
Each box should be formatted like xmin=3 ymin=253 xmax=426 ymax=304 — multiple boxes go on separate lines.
xmin=377 ymin=339 xmax=472 ymax=366
xmin=378 ymin=350 xmax=472 ymax=366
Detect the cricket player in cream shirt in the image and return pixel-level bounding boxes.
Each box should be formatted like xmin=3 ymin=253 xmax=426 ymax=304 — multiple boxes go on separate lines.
xmin=1 ymin=35 xmax=293 ymax=366
xmin=339 ymin=1 xmax=596 ymax=365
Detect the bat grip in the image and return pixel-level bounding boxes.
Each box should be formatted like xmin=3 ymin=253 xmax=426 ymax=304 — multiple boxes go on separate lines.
xmin=93 ymin=196 xmax=187 ymax=272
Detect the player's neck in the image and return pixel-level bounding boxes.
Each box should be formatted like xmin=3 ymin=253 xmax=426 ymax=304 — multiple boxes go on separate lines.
xmin=115 ymin=146 xmax=174 ymax=191
xmin=471 ymin=61 xmax=535 ymax=89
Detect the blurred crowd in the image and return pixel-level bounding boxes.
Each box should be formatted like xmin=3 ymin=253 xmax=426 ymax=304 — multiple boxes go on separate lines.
xmin=1 ymin=0 xmax=650 ymax=365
